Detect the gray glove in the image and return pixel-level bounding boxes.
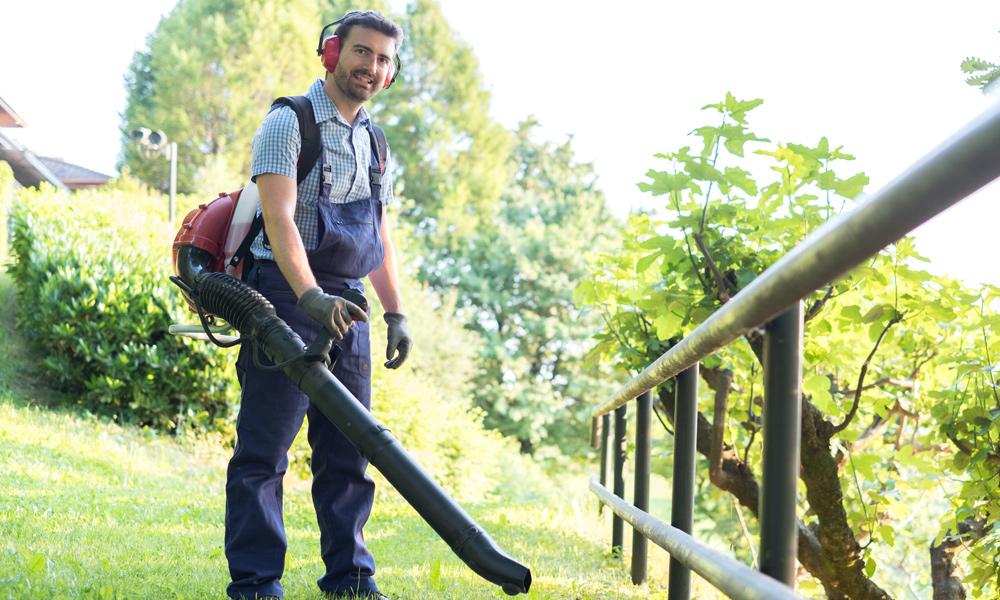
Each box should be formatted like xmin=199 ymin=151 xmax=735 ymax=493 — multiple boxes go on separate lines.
xmin=297 ymin=286 xmax=368 ymax=340
xmin=383 ymin=312 xmax=412 ymax=369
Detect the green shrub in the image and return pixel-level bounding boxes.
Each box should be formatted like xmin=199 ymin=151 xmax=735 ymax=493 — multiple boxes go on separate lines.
xmin=7 ymin=184 xmax=237 ymax=429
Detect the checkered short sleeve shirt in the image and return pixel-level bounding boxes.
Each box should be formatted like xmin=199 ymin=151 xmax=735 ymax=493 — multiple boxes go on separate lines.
xmin=249 ymin=78 xmax=396 ymax=260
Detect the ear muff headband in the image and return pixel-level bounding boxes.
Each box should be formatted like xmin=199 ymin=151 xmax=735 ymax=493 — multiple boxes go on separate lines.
xmin=316 ymin=16 xmax=402 ymax=89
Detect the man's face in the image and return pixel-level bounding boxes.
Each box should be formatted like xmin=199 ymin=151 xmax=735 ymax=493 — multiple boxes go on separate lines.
xmin=332 ymin=26 xmax=396 ymax=104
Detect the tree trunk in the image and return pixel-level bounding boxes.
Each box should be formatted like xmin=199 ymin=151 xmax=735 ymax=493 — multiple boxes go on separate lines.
xmin=930 ymin=518 xmax=988 ymax=600
xmin=657 ymin=383 xmax=895 ymax=600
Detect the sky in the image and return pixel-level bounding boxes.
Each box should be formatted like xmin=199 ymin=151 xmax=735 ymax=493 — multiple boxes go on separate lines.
xmin=3 ymin=0 xmax=999 ymax=286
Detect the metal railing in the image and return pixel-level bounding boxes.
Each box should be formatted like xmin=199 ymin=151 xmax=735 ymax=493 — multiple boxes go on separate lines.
xmin=588 ymin=100 xmax=1000 ymax=598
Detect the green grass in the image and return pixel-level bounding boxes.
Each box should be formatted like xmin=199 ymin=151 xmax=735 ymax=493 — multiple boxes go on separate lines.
xmin=0 ymin=268 xmax=696 ymax=600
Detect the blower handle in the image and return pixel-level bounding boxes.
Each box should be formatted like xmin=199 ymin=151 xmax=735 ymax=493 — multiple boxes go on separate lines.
xmin=303 ymin=288 xmax=370 ymax=365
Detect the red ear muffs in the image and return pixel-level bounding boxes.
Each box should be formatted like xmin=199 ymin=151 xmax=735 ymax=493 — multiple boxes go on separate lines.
xmin=321 ymin=34 xmax=395 ymax=88
xmin=321 ymin=35 xmax=341 ymax=73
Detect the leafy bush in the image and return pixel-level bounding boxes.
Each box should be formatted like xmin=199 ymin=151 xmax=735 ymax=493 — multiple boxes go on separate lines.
xmin=7 ymin=183 xmax=237 ymax=429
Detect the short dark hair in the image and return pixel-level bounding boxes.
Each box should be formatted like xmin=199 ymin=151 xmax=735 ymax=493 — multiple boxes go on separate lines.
xmin=334 ymin=11 xmax=403 ymax=53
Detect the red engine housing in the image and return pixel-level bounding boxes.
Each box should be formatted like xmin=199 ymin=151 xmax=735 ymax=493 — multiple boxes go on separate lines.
xmin=172 ymin=189 xmax=244 ymax=311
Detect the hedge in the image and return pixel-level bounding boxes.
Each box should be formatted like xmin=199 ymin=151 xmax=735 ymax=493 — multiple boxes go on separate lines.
xmin=7 ymin=182 xmax=237 ymax=430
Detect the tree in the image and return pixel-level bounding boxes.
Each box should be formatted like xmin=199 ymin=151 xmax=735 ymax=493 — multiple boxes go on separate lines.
xmin=445 ymin=120 xmax=621 ymax=456
xmin=579 ymin=94 xmax=1000 ymax=599
xmin=120 ymin=0 xmax=319 ymax=194
xmin=370 ymin=0 xmax=513 ymax=256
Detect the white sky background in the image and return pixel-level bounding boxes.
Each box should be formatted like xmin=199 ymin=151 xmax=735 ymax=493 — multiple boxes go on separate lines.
xmin=3 ymin=0 xmax=999 ymax=285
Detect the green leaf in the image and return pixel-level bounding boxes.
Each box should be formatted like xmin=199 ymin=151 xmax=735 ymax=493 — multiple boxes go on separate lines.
xmin=851 ymin=453 xmax=880 ymax=480
xmin=686 ymin=161 xmax=727 ymax=184
xmin=653 ymin=311 xmax=683 ymax=340
xmin=639 ymin=235 xmax=678 ymax=251
xmin=723 ymin=93 xmax=764 ymax=124
xmin=724 ymin=166 xmax=758 ymax=195
xmin=861 ymin=305 xmax=885 ymax=324
xmin=954 ymin=452 xmax=971 ymax=470
xmin=804 ymin=374 xmax=835 ymax=413
xmin=639 ymin=170 xmax=693 ymax=196
xmin=692 ymin=126 xmax=720 ymax=159
xmin=635 ymin=252 xmax=661 ymax=273
xmin=27 ymin=553 xmax=46 ymax=574
xmin=877 ymin=524 xmax=896 ymax=547
xmin=833 ymin=173 xmax=869 ymax=199
xmin=840 ymin=305 xmax=863 ymax=323
xmin=430 ymin=559 xmax=443 ymax=590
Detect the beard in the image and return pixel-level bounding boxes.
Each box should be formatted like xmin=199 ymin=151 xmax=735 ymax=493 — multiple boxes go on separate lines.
xmin=333 ymin=65 xmax=379 ymax=104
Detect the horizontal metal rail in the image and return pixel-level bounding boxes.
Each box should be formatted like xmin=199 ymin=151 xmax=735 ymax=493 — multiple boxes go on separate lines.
xmin=592 ymin=101 xmax=1000 ymax=418
xmin=590 ymin=478 xmax=806 ymax=600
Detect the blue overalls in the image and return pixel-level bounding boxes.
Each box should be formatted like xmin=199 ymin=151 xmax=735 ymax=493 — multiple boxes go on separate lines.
xmin=225 ymin=133 xmax=385 ymax=600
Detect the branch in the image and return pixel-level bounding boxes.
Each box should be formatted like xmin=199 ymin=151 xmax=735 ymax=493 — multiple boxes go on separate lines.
xmin=805 ymin=286 xmax=835 ymax=323
xmin=692 ymin=232 xmax=731 ymax=303
xmin=709 ymin=369 xmax=734 ymax=486
xmin=832 ymin=315 xmax=904 ymax=434
xmin=946 ymin=432 xmax=1000 ymax=464
xmin=847 ymin=400 xmax=922 ymax=459
xmin=839 ymin=377 xmax=916 ymax=398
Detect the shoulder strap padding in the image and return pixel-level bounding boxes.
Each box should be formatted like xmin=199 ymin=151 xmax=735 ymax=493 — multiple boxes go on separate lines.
xmin=271 ymin=95 xmax=321 ymax=183
xmin=230 ymin=96 xmax=321 ymax=274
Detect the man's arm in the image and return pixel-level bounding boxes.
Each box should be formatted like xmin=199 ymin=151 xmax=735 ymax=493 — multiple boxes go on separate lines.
xmin=368 ymin=205 xmax=403 ymax=312
xmin=369 ymin=206 xmax=411 ymax=368
xmin=255 ymin=172 xmax=317 ymax=297
xmin=257 ymin=172 xmax=367 ymax=338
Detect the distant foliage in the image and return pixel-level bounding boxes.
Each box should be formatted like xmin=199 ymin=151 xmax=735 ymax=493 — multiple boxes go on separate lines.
xmin=120 ymin=0 xmax=320 ymax=193
xmin=7 ymin=184 xmax=237 ymax=429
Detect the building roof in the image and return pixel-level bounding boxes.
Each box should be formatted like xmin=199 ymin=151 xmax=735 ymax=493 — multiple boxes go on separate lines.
xmin=0 ymin=130 xmax=69 ymax=191
xmin=0 ymin=94 xmax=111 ymax=190
xmin=0 ymin=95 xmax=27 ymax=128
xmin=37 ymin=156 xmax=111 ymax=189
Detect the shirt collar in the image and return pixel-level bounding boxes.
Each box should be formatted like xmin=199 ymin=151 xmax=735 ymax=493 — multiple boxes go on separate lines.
xmin=307 ymin=78 xmax=371 ymax=129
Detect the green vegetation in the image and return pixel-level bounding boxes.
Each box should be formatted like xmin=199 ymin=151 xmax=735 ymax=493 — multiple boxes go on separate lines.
xmin=0 ymin=397 xmax=676 ymax=600
xmin=0 ymin=263 xmax=684 ymax=600
xmin=579 ymin=94 xmax=1000 ymax=599
xmin=962 ymin=31 xmax=1000 ymax=96
xmin=7 ymin=183 xmax=237 ymax=430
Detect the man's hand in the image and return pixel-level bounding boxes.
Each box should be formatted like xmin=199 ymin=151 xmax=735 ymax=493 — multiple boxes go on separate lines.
xmin=297 ymin=287 xmax=369 ymax=339
xmin=383 ymin=312 xmax=412 ymax=369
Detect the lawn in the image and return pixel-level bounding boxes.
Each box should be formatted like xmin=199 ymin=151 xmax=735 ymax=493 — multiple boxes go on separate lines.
xmin=0 ymin=269 xmax=685 ymax=600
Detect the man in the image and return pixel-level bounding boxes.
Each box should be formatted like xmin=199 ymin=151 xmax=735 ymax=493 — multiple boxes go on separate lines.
xmin=225 ymin=11 xmax=411 ymax=600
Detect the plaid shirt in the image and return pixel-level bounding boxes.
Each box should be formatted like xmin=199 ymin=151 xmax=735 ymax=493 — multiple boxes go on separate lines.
xmin=249 ymin=78 xmax=395 ymax=260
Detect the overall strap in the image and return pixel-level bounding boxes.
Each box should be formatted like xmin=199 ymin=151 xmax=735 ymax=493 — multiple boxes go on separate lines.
xmin=366 ymin=123 xmax=387 ymax=201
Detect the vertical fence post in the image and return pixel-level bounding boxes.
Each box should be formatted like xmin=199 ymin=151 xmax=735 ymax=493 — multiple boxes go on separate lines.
xmin=669 ymin=365 xmax=698 ymax=600
xmin=599 ymin=413 xmax=610 ymax=514
xmin=759 ymin=302 xmax=803 ymax=587
xmin=612 ymin=404 xmax=628 ymax=556
xmin=631 ymin=390 xmax=653 ymax=584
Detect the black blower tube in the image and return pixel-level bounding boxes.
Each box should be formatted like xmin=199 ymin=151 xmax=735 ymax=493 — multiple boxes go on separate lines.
xmin=175 ymin=247 xmax=532 ymax=596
